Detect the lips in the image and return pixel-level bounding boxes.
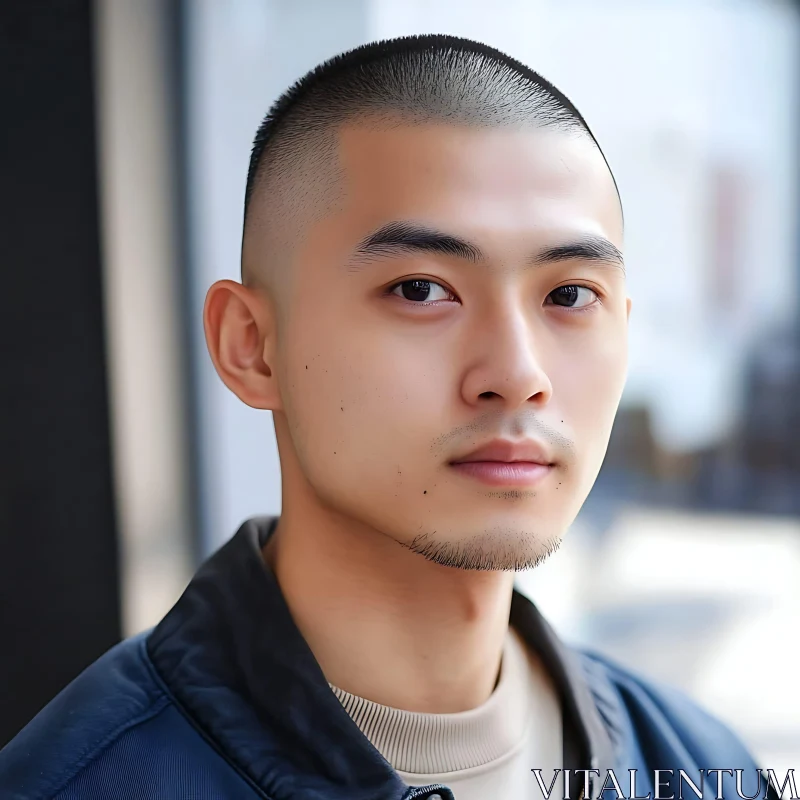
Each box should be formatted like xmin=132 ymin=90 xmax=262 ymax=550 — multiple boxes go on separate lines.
xmin=448 ymin=439 xmax=555 ymax=488
xmin=449 ymin=439 xmax=554 ymax=467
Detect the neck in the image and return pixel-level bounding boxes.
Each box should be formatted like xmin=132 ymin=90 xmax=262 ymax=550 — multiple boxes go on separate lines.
xmin=264 ymin=503 xmax=515 ymax=714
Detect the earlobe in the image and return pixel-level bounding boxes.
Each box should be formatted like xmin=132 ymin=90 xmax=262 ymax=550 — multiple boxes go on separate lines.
xmin=203 ymin=280 xmax=283 ymax=412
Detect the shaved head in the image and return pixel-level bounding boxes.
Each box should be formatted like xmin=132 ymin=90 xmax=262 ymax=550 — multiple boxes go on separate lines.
xmin=241 ymin=34 xmax=620 ymax=301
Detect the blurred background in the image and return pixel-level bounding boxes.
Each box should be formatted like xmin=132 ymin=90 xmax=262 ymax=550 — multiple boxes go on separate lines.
xmin=2 ymin=0 xmax=799 ymax=771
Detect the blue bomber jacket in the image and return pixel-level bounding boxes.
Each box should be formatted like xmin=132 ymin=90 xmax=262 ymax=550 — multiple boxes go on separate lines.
xmin=0 ymin=516 xmax=776 ymax=800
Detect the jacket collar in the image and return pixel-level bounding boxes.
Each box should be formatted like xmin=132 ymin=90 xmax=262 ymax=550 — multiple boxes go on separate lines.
xmin=147 ymin=516 xmax=617 ymax=799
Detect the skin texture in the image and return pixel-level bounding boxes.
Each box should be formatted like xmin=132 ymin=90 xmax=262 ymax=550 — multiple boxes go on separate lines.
xmin=204 ymin=122 xmax=630 ymax=714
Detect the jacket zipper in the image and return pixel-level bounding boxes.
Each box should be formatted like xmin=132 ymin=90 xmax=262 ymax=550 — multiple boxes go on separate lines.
xmin=403 ymin=784 xmax=452 ymax=799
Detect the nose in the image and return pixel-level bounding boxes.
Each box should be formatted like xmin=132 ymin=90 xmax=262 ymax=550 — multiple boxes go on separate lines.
xmin=460 ymin=308 xmax=553 ymax=411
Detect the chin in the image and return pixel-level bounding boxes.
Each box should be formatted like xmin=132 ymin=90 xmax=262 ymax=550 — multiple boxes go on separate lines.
xmin=403 ymin=522 xmax=565 ymax=572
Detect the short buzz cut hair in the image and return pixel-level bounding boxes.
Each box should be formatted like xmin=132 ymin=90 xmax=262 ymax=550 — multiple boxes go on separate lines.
xmin=242 ymin=34 xmax=620 ymax=283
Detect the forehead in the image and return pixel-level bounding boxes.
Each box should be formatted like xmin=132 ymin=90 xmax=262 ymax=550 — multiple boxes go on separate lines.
xmin=333 ymin=122 xmax=622 ymax=246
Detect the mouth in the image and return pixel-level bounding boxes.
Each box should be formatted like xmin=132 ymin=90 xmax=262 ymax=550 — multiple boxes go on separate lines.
xmin=448 ymin=460 xmax=553 ymax=488
xmin=447 ymin=437 xmax=556 ymax=487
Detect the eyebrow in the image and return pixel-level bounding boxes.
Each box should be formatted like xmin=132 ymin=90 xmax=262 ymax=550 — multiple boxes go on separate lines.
xmin=348 ymin=220 xmax=625 ymax=274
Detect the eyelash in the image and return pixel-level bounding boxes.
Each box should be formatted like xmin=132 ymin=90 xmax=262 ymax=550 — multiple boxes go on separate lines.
xmin=385 ymin=279 xmax=603 ymax=314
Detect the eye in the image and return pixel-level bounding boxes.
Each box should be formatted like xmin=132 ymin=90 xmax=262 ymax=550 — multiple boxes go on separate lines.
xmin=388 ymin=279 xmax=456 ymax=304
xmin=546 ymin=284 xmax=599 ymax=311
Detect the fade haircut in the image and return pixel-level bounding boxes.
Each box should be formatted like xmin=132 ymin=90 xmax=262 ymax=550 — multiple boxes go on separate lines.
xmin=241 ymin=34 xmax=620 ymax=288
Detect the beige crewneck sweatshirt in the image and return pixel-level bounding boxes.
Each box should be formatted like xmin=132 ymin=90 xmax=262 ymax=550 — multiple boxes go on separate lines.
xmin=330 ymin=627 xmax=562 ymax=799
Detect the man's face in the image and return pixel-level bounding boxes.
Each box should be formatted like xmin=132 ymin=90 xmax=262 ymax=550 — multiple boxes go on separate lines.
xmin=270 ymin=122 xmax=629 ymax=570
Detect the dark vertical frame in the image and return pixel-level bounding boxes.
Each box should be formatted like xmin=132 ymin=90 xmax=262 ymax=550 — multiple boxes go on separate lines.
xmin=0 ymin=0 xmax=121 ymax=746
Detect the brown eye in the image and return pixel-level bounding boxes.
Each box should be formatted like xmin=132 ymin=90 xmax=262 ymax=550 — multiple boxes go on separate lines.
xmin=547 ymin=285 xmax=598 ymax=309
xmin=390 ymin=280 xmax=455 ymax=304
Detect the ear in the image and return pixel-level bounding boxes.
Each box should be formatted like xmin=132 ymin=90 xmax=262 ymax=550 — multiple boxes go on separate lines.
xmin=626 ymin=296 xmax=632 ymax=321
xmin=203 ymin=279 xmax=283 ymax=411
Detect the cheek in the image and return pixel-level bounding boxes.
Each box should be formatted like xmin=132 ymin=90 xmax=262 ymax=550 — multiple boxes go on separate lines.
xmin=554 ymin=331 xmax=627 ymax=434
xmin=280 ymin=316 xmax=444 ymax=475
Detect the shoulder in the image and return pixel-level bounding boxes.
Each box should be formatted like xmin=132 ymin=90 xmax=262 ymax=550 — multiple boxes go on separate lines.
xmin=0 ymin=632 xmax=170 ymax=798
xmin=0 ymin=632 xmax=258 ymax=799
xmin=573 ymin=645 xmax=763 ymax=768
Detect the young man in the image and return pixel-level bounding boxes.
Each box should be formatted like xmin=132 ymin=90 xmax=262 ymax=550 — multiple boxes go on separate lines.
xmin=0 ymin=35 xmax=773 ymax=800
